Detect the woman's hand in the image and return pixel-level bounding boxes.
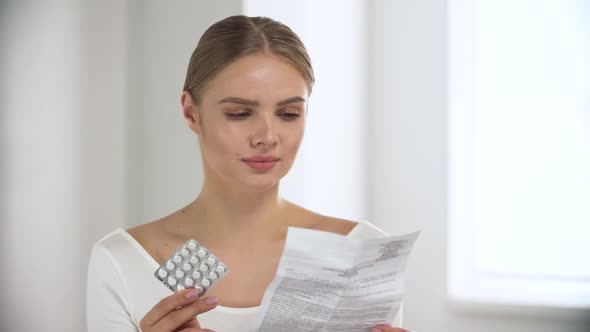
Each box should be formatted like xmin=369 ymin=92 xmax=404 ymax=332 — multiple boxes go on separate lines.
xmin=139 ymin=288 xmax=218 ymax=332
xmin=371 ymin=326 xmax=413 ymax=332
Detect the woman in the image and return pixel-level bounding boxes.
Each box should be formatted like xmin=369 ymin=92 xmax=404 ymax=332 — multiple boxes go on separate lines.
xmin=87 ymin=15 xmax=409 ymax=332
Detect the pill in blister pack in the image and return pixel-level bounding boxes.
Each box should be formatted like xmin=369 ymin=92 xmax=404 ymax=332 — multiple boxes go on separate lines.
xmin=154 ymin=239 xmax=229 ymax=296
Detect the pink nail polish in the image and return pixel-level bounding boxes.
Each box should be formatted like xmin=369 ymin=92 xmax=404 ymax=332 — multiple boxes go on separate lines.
xmin=186 ymin=289 xmax=199 ymax=298
xmin=206 ymin=296 xmax=218 ymax=305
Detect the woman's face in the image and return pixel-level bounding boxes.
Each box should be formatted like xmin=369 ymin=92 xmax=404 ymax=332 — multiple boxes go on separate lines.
xmin=183 ymin=53 xmax=309 ymax=192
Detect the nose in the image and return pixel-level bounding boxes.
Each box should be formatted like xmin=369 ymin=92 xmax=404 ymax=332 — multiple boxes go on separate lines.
xmin=250 ymin=115 xmax=278 ymax=148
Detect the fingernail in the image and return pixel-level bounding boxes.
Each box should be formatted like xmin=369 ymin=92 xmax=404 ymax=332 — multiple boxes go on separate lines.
xmin=186 ymin=289 xmax=199 ymax=298
xmin=206 ymin=296 xmax=218 ymax=305
xmin=372 ymin=329 xmax=383 ymax=332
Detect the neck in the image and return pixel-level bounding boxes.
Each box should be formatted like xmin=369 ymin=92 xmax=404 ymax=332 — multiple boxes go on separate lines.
xmin=181 ymin=177 xmax=290 ymax=246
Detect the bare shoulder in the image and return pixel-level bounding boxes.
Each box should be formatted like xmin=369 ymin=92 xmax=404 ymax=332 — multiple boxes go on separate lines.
xmin=126 ymin=210 xmax=184 ymax=239
xmin=125 ymin=220 xmax=162 ymax=251
xmin=125 ymin=214 xmax=183 ymax=264
xmin=286 ymin=201 xmax=359 ymax=236
xmin=125 ymin=221 xmax=155 ymax=244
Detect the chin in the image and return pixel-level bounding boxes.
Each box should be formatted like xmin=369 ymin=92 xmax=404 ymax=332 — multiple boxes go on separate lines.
xmin=234 ymin=173 xmax=283 ymax=192
xmin=243 ymin=179 xmax=280 ymax=192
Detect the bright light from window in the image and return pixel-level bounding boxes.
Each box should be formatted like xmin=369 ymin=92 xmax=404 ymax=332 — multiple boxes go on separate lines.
xmin=449 ymin=0 xmax=590 ymax=308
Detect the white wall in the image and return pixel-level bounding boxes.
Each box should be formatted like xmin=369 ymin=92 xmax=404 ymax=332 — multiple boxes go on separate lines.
xmin=80 ymin=0 xmax=128 ymax=268
xmin=0 ymin=1 xmax=126 ymax=330
xmin=370 ymin=1 xmax=450 ymax=330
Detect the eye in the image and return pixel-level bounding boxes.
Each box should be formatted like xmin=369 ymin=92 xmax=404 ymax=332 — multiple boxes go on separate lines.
xmin=225 ymin=111 xmax=251 ymax=120
xmin=279 ymin=111 xmax=301 ymax=121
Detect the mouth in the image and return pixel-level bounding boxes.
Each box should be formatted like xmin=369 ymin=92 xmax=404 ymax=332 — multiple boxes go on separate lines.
xmin=242 ymin=156 xmax=280 ymax=171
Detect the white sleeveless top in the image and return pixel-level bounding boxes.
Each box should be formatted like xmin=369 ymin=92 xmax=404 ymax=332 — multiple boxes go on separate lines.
xmin=86 ymin=220 xmax=403 ymax=331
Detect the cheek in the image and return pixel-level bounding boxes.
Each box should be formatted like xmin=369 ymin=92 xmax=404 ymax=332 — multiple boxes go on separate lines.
xmin=202 ymin=130 xmax=240 ymax=160
xmin=284 ymin=124 xmax=305 ymax=149
xmin=276 ymin=129 xmax=304 ymax=166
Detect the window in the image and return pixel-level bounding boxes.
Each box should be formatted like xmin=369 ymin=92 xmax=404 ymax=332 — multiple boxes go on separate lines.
xmin=448 ymin=0 xmax=590 ymax=308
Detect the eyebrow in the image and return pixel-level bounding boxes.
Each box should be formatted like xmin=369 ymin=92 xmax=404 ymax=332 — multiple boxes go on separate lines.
xmin=218 ymin=96 xmax=306 ymax=107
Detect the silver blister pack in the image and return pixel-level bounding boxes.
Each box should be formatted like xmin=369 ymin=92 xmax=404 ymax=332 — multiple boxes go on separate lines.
xmin=154 ymin=239 xmax=229 ymax=296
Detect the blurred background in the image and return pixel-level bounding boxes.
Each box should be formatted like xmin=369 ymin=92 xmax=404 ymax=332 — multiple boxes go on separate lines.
xmin=1 ymin=0 xmax=589 ymax=331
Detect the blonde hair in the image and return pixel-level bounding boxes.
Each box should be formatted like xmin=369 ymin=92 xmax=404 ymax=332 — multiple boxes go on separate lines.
xmin=183 ymin=15 xmax=315 ymax=105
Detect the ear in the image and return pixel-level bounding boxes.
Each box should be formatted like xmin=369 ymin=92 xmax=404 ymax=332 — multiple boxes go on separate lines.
xmin=181 ymin=91 xmax=201 ymax=135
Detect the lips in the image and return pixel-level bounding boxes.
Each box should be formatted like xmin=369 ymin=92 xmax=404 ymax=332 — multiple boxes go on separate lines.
xmin=243 ymin=156 xmax=279 ymax=162
xmin=242 ymin=156 xmax=279 ymax=171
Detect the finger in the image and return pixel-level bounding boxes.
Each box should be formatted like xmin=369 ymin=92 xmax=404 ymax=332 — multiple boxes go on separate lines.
xmin=177 ymin=329 xmax=215 ymax=332
xmin=141 ymin=288 xmax=202 ymax=326
xmin=175 ymin=318 xmax=200 ymax=331
xmin=156 ymin=296 xmax=218 ymax=331
xmin=371 ymin=326 xmax=410 ymax=332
